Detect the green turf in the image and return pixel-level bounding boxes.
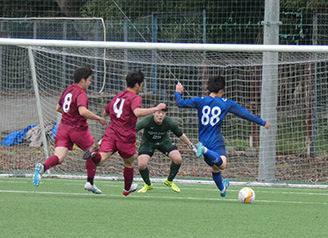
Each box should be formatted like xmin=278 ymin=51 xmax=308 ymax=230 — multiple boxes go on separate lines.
xmin=0 ymin=178 xmax=327 ymax=238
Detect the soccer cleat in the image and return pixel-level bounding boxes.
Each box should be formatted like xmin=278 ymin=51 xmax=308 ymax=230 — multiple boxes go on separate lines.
xmin=220 ymin=178 xmax=230 ymax=197
xmin=196 ymin=142 xmax=205 ymax=157
xmin=82 ymin=147 xmax=99 ymax=160
xmin=137 ymin=183 xmax=154 ymax=193
xmin=123 ymin=183 xmax=138 ymax=196
xmin=164 ymin=178 xmax=180 ymax=192
xmin=33 ymin=163 xmax=43 ymax=187
xmin=84 ymin=182 xmax=102 ymax=194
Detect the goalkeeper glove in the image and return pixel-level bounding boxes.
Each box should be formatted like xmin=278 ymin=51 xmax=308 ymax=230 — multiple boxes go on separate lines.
xmin=189 ymin=144 xmax=197 ymax=155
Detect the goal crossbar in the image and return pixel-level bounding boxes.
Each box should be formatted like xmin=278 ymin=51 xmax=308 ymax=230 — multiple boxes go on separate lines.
xmin=1 ymin=38 xmax=328 ymax=53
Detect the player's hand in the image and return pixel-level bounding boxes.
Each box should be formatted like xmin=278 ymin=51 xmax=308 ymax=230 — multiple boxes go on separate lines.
xmin=98 ymin=117 xmax=107 ymax=126
xmin=189 ymin=144 xmax=197 ymax=155
xmin=265 ymin=122 xmax=270 ymax=129
xmin=156 ymin=103 xmax=166 ymax=111
xmin=176 ymin=82 xmax=184 ymax=94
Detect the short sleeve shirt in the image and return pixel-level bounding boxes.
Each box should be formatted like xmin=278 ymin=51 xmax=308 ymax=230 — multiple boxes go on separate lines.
xmin=58 ymin=84 xmax=88 ymax=131
xmin=105 ymin=90 xmax=142 ymax=143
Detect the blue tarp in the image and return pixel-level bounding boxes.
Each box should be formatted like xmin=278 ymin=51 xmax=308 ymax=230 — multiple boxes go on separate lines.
xmin=1 ymin=125 xmax=37 ymax=146
xmin=51 ymin=121 xmax=58 ymax=138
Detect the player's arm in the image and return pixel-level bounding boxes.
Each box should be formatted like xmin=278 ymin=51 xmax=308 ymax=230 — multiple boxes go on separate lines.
xmin=228 ymin=100 xmax=269 ymax=128
xmin=103 ymin=110 xmax=109 ymax=117
xmin=167 ymin=117 xmax=197 ymax=153
xmin=133 ymin=103 xmax=166 ymax=117
xmin=136 ymin=116 xmax=149 ymax=132
xmin=180 ymin=133 xmax=197 ymax=154
xmin=175 ymin=83 xmax=200 ymax=108
xmin=79 ymin=106 xmax=106 ymax=125
xmin=179 ymin=133 xmax=195 ymax=147
xmin=56 ymin=103 xmax=62 ymax=113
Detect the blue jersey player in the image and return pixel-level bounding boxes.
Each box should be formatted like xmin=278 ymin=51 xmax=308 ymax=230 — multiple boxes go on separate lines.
xmin=175 ymin=76 xmax=270 ymax=197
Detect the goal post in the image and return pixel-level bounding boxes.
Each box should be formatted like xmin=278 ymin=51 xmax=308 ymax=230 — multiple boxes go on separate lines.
xmin=0 ymin=38 xmax=327 ymax=187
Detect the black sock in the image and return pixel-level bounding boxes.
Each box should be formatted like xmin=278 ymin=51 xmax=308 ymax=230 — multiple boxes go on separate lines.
xmin=87 ymin=177 xmax=94 ymax=185
xmin=139 ymin=167 xmax=151 ymax=185
xmin=168 ymin=161 xmax=181 ymax=181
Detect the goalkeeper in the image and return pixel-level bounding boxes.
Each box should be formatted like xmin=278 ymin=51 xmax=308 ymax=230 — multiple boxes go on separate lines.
xmin=175 ymin=75 xmax=270 ymax=197
xmin=136 ymin=106 xmax=196 ymax=193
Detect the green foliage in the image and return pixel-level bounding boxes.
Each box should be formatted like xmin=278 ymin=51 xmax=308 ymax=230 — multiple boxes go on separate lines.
xmin=281 ymin=0 xmax=328 ymax=13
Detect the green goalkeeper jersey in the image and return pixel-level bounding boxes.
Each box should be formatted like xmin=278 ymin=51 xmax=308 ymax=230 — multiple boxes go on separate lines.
xmin=136 ymin=115 xmax=183 ymax=144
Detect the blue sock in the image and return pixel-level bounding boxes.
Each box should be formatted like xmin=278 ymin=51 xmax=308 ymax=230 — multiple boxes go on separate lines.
xmin=212 ymin=172 xmax=224 ymax=191
xmin=206 ymin=149 xmax=223 ymax=167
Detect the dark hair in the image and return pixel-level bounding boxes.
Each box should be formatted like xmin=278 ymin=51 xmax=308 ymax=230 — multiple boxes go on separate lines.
xmin=126 ymin=70 xmax=144 ymax=88
xmin=207 ymin=75 xmax=225 ymax=93
xmin=74 ymin=66 xmax=93 ymax=83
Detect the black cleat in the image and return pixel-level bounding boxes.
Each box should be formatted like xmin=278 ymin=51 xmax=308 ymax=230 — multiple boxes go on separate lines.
xmin=83 ymin=147 xmax=99 ymax=160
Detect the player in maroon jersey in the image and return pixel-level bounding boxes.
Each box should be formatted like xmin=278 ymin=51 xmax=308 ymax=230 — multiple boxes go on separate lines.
xmin=32 ymin=66 xmax=106 ymax=193
xmin=83 ymin=70 xmax=166 ymax=196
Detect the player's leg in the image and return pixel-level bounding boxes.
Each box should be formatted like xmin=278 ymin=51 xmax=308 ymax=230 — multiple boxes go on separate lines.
xmin=137 ymin=153 xmax=154 ymax=193
xmin=85 ymin=158 xmax=102 ymax=194
xmin=122 ymin=154 xmax=138 ymax=196
xmin=117 ymin=141 xmax=138 ymax=196
xmin=197 ymin=143 xmax=223 ymax=167
xmin=33 ymin=146 xmax=68 ymax=187
xmin=74 ymin=130 xmax=102 ymax=194
xmin=83 ymin=133 xmax=113 ymax=165
xmin=164 ymin=146 xmax=181 ymax=192
xmin=211 ymin=155 xmax=229 ymax=197
xmin=84 ymin=150 xmax=111 ymax=194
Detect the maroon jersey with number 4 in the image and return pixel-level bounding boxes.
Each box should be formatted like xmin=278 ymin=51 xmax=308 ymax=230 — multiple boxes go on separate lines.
xmin=104 ymin=90 xmax=142 ymax=143
xmin=58 ymin=84 xmax=89 ymax=131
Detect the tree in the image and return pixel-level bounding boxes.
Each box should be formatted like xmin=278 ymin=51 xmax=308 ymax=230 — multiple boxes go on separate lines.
xmin=55 ymin=0 xmax=84 ymax=17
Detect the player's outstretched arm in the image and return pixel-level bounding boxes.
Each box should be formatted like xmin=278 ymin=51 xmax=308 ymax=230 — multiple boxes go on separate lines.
xmin=179 ymin=133 xmax=197 ymax=154
xmin=133 ymin=103 xmax=166 ymax=117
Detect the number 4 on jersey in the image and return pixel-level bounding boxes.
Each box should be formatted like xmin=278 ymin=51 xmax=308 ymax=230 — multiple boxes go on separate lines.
xmin=113 ymin=98 xmax=125 ymax=118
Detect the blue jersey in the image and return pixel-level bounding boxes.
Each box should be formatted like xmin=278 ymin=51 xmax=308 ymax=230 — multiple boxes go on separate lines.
xmin=175 ymin=92 xmax=266 ymax=154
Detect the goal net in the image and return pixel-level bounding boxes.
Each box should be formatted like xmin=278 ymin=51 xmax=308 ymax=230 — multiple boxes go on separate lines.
xmin=0 ymin=39 xmax=327 ymax=185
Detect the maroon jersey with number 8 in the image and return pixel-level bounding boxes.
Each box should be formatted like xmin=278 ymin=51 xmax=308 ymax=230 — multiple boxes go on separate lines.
xmin=58 ymin=84 xmax=89 ymax=131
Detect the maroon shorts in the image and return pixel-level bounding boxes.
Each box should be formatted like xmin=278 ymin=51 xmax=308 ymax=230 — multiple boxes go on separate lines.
xmin=100 ymin=134 xmax=136 ymax=159
xmin=55 ymin=126 xmax=94 ymax=151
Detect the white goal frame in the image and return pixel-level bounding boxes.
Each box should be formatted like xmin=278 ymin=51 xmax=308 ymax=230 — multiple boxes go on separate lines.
xmin=0 ymin=38 xmax=327 ymax=189
xmin=1 ymin=38 xmax=328 ymax=52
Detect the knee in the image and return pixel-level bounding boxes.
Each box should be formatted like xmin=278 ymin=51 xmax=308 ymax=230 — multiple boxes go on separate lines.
xmin=173 ymin=157 xmax=182 ymax=165
xmin=138 ymin=162 xmax=147 ymax=170
xmin=219 ymin=156 xmax=227 ymax=170
xmin=219 ymin=163 xmax=227 ymax=170
xmin=169 ymin=151 xmax=182 ymax=165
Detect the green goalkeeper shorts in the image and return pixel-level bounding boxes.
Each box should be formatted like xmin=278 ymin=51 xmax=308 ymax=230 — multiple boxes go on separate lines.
xmin=138 ymin=139 xmax=178 ymax=157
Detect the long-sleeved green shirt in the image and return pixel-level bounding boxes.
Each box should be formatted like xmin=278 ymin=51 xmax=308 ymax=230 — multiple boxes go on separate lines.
xmin=136 ymin=115 xmax=183 ymax=144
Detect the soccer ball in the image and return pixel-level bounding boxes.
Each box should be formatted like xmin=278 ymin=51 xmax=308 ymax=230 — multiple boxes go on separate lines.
xmin=238 ymin=187 xmax=255 ymax=204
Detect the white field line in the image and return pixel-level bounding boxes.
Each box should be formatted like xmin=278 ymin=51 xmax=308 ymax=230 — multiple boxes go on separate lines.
xmin=1 ymin=179 xmax=327 ymax=196
xmin=0 ymin=189 xmax=327 ymax=206
xmin=1 ymin=175 xmax=327 ymax=189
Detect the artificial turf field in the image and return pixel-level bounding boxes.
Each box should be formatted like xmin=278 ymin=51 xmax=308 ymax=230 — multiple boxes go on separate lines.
xmin=0 ymin=177 xmax=327 ymax=238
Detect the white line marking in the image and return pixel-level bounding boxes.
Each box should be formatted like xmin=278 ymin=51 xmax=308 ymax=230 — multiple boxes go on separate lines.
xmin=0 ymin=189 xmax=327 ymax=206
